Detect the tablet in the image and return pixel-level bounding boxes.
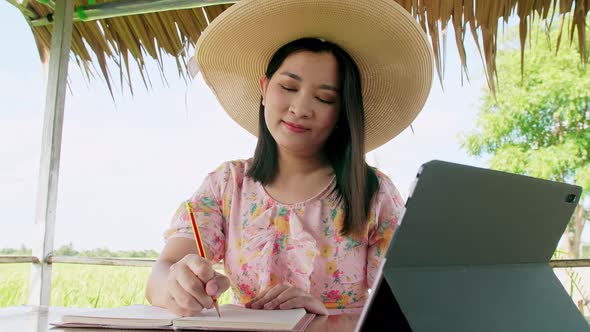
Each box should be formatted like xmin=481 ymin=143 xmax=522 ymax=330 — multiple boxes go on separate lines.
xmin=355 ymin=160 xmax=587 ymax=331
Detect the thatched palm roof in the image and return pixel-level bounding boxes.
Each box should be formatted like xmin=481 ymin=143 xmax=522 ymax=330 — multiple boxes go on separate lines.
xmin=9 ymin=0 xmax=590 ymax=94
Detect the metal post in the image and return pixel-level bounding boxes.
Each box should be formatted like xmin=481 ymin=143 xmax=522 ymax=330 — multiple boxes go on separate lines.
xmin=28 ymin=0 xmax=74 ymax=306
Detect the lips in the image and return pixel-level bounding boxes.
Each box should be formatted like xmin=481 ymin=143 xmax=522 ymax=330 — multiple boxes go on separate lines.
xmin=282 ymin=121 xmax=309 ymax=133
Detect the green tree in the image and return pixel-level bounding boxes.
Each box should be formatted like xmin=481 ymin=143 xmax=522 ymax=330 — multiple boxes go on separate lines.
xmin=461 ymin=23 xmax=590 ymax=258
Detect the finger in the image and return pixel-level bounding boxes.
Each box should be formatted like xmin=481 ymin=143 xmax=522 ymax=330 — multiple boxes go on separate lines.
xmin=206 ymin=273 xmax=231 ymax=298
xmin=176 ymin=267 xmax=214 ymax=309
xmin=276 ymin=296 xmax=304 ymax=310
xmin=279 ymin=297 xmax=329 ymax=315
xmin=250 ymin=285 xmax=285 ymax=309
xmin=183 ymin=255 xmax=216 ymax=283
xmin=245 ymin=284 xmax=278 ymax=307
xmin=251 ymin=284 xmax=290 ymax=309
xmin=164 ymin=295 xmax=202 ymax=317
xmin=168 ymin=279 xmax=204 ymax=315
xmin=245 ymin=287 xmax=270 ymax=308
xmin=205 ymin=280 xmax=218 ymax=298
xmin=263 ymin=287 xmax=302 ymax=310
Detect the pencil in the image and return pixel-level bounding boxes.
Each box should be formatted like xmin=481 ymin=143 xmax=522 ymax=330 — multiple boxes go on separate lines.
xmin=185 ymin=200 xmax=221 ymax=317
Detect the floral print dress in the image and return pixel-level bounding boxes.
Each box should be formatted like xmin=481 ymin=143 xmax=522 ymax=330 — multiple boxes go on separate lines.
xmin=164 ymin=159 xmax=405 ymax=314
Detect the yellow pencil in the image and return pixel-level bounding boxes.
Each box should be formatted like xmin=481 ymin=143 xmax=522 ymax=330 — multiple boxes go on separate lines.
xmin=185 ymin=200 xmax=221 ymax=317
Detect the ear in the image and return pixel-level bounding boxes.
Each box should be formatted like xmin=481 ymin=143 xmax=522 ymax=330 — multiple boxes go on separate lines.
xmin=259 ymin=75 xmax=269 ymax=106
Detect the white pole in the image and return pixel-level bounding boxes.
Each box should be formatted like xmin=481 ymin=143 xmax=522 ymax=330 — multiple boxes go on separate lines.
xmin=28 ymin=0 xmax=74 ymax=306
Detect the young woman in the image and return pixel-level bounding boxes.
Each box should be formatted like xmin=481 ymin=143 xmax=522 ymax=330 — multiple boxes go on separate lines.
xmin=146 ymin=0 xmax=433 ymax=317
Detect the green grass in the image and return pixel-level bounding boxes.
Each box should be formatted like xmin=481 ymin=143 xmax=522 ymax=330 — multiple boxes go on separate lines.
xmin=0 ymin=264 xmax=29 ymax=306
xmin=0 ymin=263 xmax=231 ymax=308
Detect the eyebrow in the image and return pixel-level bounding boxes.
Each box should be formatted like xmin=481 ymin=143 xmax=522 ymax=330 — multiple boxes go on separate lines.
xmin=279 ymin=71 xmax=339 ymax=92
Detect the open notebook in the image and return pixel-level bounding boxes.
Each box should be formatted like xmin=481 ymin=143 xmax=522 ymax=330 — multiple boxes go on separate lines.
xmin=51 ymin=303 xmax=315 ymax=331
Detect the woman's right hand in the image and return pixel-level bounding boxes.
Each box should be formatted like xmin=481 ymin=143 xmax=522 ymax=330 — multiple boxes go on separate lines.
xmin=165 ymin=253 xmax=230 ymax=316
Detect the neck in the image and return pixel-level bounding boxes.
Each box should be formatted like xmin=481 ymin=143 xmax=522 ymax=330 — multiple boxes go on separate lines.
xmin=276 ymin=148 xmax=330 ymax=178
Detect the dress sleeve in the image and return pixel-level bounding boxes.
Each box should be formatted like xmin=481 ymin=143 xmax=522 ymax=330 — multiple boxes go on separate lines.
xmin=163 ymin=166 xmax=228 ymax=263
xmin=366 ymin=173 xmax=406 ymax=288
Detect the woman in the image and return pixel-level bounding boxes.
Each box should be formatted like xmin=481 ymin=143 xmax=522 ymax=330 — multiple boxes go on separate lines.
xmin=146 ymin=0 xmax=433 ymax=316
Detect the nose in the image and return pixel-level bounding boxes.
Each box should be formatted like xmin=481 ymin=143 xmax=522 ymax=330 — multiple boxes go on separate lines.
xmin=289 ymin=93 xmax=313 ymax=118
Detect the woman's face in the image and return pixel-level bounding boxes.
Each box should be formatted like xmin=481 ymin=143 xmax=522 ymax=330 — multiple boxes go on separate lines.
xmin=259 ymin=51 xmax=341 ymax=157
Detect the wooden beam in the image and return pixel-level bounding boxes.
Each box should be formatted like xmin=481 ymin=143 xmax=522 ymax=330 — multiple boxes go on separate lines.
xmin=550 ymin=259 xmax=590 ymax=269
xmin=2 ymin=254 xmax=586 ymax=269
xmin=1 ymin=254 xmax=225 ymax=270
xmin=47 ymin=256 xmax=155 ymax=267
xmin=28 ymin=0 xmax=74 ymax=307
xmin=45 ymin=256 xmax=227 ymax=272
xmin=0 ymin=256 xmax=40 ymax=264
xmin=30 ymin=0 xmax=237 ymax=27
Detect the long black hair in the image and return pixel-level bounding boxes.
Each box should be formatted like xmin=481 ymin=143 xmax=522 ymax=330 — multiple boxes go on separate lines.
xmin=246 ymin=38 xmax=379 ymax=237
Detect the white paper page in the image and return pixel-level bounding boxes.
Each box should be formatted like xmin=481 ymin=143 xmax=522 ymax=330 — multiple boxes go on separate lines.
xmin=62 ymin=304 xmax=180 ymax=326
xmin=174 ymin=304 xmax=306 ymax=329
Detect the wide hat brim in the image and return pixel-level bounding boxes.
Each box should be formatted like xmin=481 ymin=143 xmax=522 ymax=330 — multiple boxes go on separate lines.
xmin=195 ymin=0 xmax=434 ymax=152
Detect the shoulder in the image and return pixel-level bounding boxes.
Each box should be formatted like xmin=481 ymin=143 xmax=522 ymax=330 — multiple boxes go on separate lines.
xmin=372 ymin=167 xmax=395 ymax=191
xmin=208 ymin=159 xmax=249 ymax=177
xmin=370 ymin=167 xmax=405 ymax=207
xmin=205 ymin=159 xmax=251 ymax=189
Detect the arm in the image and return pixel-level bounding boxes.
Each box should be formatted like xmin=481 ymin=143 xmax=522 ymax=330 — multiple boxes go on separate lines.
xmin=146 ymin=165 xmax=230 ymax=316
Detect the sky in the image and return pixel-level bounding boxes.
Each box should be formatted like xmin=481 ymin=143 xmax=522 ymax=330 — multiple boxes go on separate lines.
xmin=1 ymin=2 xmax=497 ymax=251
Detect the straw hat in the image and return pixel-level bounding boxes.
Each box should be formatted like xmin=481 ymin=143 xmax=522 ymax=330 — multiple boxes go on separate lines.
xmin=193 ymin=0 xmax=434 ymax=152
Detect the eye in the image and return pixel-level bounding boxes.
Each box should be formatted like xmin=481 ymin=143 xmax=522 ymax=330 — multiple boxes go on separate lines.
xmin=280 ymin=85 xmax=296 ymax=92
xmin=317 ymin=97 xmax=336 ymax=105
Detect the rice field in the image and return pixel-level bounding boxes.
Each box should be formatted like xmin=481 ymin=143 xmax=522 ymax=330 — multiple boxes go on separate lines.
xmin=0 ymin=263 xmax=231 ymax=308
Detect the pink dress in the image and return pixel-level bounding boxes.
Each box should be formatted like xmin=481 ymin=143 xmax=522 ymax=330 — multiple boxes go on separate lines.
xmin=164 ymin=159 xmax=405 ymax=314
